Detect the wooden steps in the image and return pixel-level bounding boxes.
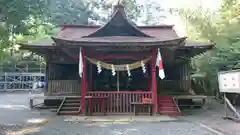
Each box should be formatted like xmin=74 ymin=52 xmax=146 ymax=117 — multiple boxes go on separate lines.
xmin=158 ymin=96 xmax=181 ymax=116
xmin=36 ymin=105 xmax=59 ymax=109
xmin=57 ymin=97 xmax=81 ymax=115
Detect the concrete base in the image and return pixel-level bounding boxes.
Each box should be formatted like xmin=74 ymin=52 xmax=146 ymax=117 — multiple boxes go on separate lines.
xmin=64 ymin=116 xmax=178 ymax=123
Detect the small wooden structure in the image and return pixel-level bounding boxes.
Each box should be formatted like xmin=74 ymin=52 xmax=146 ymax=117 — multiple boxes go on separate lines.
xmin=21 ymin=4 xmax=213 ymax=115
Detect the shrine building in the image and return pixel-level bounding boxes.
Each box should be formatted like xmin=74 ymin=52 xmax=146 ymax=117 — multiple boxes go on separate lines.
xmin=20 ymin=4 xmax=214 ymax=115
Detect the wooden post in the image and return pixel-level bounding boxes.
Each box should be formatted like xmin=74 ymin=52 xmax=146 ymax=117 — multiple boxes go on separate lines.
xmin=81 ymin=48 xmax=87 ymax=113
xmin=151 ymin=48 xmax=158 ymax=114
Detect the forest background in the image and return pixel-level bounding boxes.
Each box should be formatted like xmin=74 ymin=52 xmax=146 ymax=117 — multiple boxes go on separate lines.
xmin=0 ymin=0 xmax=239 ymax=94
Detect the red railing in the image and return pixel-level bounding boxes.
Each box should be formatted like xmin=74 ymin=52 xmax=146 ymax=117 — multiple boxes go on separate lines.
xmin=86 ymin=91 xmax=152 ymax=114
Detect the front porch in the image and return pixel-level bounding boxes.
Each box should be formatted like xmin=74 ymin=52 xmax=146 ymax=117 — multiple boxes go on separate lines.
xmin=31 ymin=90 xmax=207 ymax=116
xmin=35 ymin=79 xmax=202 ymax=116
xmin=86 ymin=91 xmax=152 ymax=115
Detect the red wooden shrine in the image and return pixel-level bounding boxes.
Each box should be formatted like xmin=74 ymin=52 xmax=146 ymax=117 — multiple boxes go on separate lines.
xmin=20 ymin=4 xmax=214 ymax=115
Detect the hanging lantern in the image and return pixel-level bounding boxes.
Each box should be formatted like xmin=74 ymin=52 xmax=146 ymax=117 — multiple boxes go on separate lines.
xmin=111 ymin=64 xmax=116 ymax=76
xmin=126 ymin=64 xmax=131 ymax=76
xmin=97 ymin=61 xmax=102 ymax=73
xmin=141 ymin=61 xmax=146 ymax=73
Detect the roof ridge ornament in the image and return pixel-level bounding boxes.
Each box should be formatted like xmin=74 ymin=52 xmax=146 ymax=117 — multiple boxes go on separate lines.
xmin=83 ymin=0 xmax=154 ymax=37
xmin=113 ymin=0 xmax=125 ymax=16
xmin=117 ymin=0 xmax=123 ymax=5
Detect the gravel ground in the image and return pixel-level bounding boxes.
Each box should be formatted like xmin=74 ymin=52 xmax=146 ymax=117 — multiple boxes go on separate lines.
xmin=180 ymin=99 xmax=240 ymax=135
xmin=0 ymin=93 xmax=239 ymax=135
xmin=25 ymin=120 xmax=216 ymax=135
xmin=0 ymin=93 xmax=55 ymax=134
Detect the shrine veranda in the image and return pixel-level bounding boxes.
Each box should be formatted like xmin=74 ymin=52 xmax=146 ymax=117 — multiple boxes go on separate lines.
xmin=20 ymin=4 xmax=214 ymax=115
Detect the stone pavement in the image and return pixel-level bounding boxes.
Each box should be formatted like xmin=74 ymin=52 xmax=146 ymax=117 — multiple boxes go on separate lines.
xmin=180 ymin=99 xmax=240 ymax=135
xmin=27 ymin=119 xmax=216 ymax=135
xmin=0 ymin=93 xmax=239 ymax=135
xmin=63 ymin=115 xmax=178 ymax=123
xmin=0 ymin=93 xmax=54 ymax=134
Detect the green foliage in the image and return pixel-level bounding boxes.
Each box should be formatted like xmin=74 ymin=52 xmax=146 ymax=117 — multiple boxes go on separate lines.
xmin=0 ymin=0 xmax=50 ymax=66
xmin=93 ymin=0 xmax=142 ymax=24
xmin=173 ymin=0 xmax=240 ymax=92
xmin=16 ymin=17 xmax=57 ymax=42
xmin=47 ymin=0 xmax=101 ymax=24
xmin=46 ymin=0 xmax=142 ymax=25
xmin=120 ymin=0 xmax=141 ymax=22
xmin=0 ymin=0 xmax=164 ymax=68
xmin=0 ymin=0 xmax=49 ymax=47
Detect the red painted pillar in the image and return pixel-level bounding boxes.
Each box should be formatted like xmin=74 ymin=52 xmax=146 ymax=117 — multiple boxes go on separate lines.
xmin=81 ymin=48 xmax=87 ymax=113
xmin=151 ymin=48 xmax=158 ymax=114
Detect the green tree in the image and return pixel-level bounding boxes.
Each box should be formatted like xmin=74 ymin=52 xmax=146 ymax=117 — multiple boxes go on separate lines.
xmin=47 ymin=0 xmax=102 ymax=25
xmin=0 ymin=0 xmax=49 ymax=49
xmin=171 ymin=0 xmax=240 ymax=92
xmin=47 ymin=0 xmax=142 ymax=25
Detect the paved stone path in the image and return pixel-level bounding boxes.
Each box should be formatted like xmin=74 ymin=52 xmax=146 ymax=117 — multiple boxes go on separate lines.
xmin=63 ymin=115 xmax=178 ymax=122
xmin=0 ymin=93 xmax=239 ymax=135
xmin=180 ymin=99 xmax=240 ymax=135
xmin=26 ymin=120 xmax=216 ymax=135
xmin=0 ymin=93 xmax=54 ymax=134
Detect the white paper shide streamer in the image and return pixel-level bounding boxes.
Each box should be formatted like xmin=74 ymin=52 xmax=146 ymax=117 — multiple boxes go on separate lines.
xmin=111 ymin=64 xmax=116 ymax=76
xmin=126 ymin=64 xmax=131 ymax=76
xmin=141 ymin=61 xmax=146 ymax=73
xmin=78 ymin=47 xmax=83 ymax=78
xmin=97 ymin=61 xmax=102 ymax=73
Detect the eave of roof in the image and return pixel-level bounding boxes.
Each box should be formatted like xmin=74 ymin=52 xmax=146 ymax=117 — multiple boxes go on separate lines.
xmin=52 ymin=36 xmax=187 ymax=47
xmin=56 ymin=26 xmax=180 ymax=41
xmin=19 ymin=40 xmax=55 ymax=49
xmin=177 ymin=41 xmax=215 ymax=57
xmin=60 ymin=24 xmax=174 ymax=29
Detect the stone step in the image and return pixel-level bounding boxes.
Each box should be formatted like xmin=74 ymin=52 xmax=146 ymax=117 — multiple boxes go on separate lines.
xmin=159 ymin=103 xmax=176 ymax=107
xmin=58 ymin=111 xmax=79 ymax=115
xmin=37 ymin=105 xmax=58 ymax=109
xmin=160 ymin=111 xmax=181 ymax=115
xmin=159 ymin=107 xmax=178 ymax=112
xmin=66 ymin=98 xmax=80 ymax=100
xmin=159 ymin=106 xmax=178 ymax=109
xmin=63 ymin=103 xmax=80 ymax=106
xmin=64 ymin=100 xmax=80 ymax=103
xmin=61 ymin=107 xmax=80 ymax=111
xmin=50 ymin=108 xmax=57 ymax=112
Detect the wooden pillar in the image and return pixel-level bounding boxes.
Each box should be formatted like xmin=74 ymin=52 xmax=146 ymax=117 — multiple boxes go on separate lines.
xmin=44 ymin=56 xmax=49 ymax=96
xmin=45 ymin=53 xmax=53 ymax=96
xmin=81 ymin=48 xmax=87 ymax=113
xmin=151 ymin=48 xmax=158 ymax=113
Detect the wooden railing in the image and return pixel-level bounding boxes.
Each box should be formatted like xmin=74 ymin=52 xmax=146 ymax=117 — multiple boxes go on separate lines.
xmin=57 ymin=97 xmax=66 ymax=115
xmin=47 ymin=80 xmax=80 ymax=96
xmin=173 ymin=98 xmax=181 ymax=115
xmin=87 ymin=91 xmax=152 ymax=114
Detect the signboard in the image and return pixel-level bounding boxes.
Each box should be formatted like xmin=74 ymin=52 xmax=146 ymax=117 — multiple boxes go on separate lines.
xmin=218 ymin=70 xmax=240 ymax=93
